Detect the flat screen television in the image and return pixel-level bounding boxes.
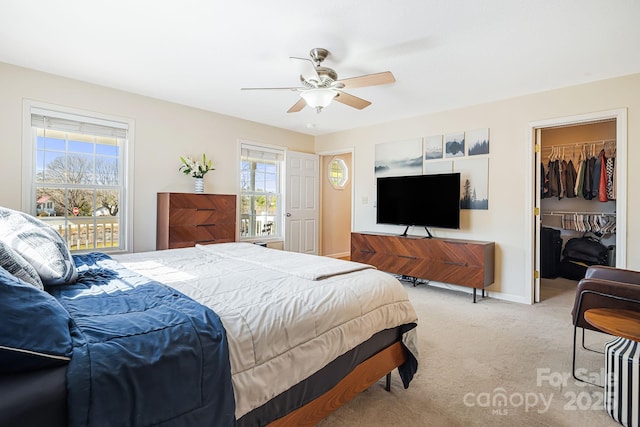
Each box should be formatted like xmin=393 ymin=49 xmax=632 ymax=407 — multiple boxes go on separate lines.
xmin=376 ymin=173 xmax=461 ymax=236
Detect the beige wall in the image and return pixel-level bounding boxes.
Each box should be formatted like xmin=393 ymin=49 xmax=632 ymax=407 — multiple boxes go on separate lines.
xmin=0 ymin=62 xmax=314 ymax=252
xmin=321 ymin=152 xmax=352 ymax=257
xmin=315 ymin=73 xmax=640 ymax=303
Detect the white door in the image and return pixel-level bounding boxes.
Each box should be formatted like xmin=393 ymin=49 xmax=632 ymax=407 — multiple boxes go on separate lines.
xmin=285 ymin=151 xmax=319 ymax=254
xmin=534 ymin=129 xmax=542 ymax=303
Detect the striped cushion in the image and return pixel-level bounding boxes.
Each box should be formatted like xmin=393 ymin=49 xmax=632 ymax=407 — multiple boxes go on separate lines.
xmin=0 ymin=240 xmax=43 ymax=289
xmin=0 ymin=207 xmax=77 ymax=286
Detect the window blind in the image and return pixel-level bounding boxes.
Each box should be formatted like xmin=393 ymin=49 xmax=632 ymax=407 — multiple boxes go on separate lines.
xmin=31 ymin=110 xmax=128 ymax=139
xmin=241 ymin=144 xmax=284 ymax=161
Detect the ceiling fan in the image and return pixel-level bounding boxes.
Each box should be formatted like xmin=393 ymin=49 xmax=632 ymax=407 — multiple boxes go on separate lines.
xmin=241 ymin=48 xmax=396 ymax=114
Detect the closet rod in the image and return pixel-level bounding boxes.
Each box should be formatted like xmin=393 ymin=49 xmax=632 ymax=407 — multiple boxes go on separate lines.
xmin=542 ymin=211 xmax=616 ymax=216
xmin=542 ymin=138 xmax=616 ymax=149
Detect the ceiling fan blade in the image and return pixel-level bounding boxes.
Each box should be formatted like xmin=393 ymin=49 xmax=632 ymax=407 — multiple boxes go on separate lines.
xmin=336 ymin=71 xmax=396 ymax=89
xmin=286 ymin=98 xmax=307 ymax=113
xmin=290 ymin=57 xmax=320 ymax=85
xmin=334 ymin=91 xmax=372 ymax=110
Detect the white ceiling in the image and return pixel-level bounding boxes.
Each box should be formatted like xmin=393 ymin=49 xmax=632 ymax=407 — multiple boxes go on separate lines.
xmin=2 ymin=0 xmax=639 ymax=136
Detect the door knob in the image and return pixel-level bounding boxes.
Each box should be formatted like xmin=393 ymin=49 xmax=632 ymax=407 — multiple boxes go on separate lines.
xmin=286 ymin=213 xmax=291 ymax=217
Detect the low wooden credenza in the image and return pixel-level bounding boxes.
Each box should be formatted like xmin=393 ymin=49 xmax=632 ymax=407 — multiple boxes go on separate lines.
xmin=350 ymin=232 xmax=495 ymax=302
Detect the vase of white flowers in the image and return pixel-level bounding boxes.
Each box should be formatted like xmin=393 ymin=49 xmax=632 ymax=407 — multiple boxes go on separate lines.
xmin=179 ymin=154 xmax=214 ymax=193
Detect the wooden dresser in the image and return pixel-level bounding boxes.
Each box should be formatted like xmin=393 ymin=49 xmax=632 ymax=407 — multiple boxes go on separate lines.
xmin=156 ymin=193 xmax=236 ymax=250
xmin=351 ymin=232 xmax=495 ymax=302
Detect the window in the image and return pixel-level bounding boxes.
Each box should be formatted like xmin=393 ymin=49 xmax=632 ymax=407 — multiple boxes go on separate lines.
xmin=239 ymin=143 xmax=284 ymax=240
xmin=328 ymin=157 xmax=348 ymax=189
xmin=24 ymin=104 xmax=131 ymax=252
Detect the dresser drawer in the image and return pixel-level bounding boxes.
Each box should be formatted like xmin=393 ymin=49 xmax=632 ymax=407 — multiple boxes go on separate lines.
xmin=168 ymin=193 xmax=235 ymax=210
xmin=168 ymin=207 xmax=235 ymax=226
xmin=168 ymin=224 xmax=235 ymax=245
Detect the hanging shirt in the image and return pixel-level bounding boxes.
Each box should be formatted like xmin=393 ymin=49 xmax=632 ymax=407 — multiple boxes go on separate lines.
xmin=575 ymin=159 xmax=585 ymax=198
xmin=558 ymin=160 xmax=566 ymax=199
xmin=565 ymin=160 xmax=577 ymax=198
xmin=582 ymin=156 xmax=595 ymax=200
xmin=591 ymin=153 xmax=602 ymax=200
xmin=548 ymin=160 xmax=560 ymax=198
xmin=606 ymin=157 xmax=615 ymax=200
xmin=598 ymin=149 xmax=608 ymax=202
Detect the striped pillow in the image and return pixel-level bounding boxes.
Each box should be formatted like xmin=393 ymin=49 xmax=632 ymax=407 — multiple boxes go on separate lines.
xmin=0 ymin=241 xmax=44 ymax=290
xmin=0 ymin=207 xmax=77 ymax=286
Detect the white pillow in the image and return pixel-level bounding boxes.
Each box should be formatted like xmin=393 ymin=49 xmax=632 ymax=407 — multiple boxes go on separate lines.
xmin=0 ymin=207 xmax=77 ymax=286
xmin=0 ymin=240 xmax=44 ymax=290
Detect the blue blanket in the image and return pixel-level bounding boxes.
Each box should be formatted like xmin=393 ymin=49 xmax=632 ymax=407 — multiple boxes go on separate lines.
xmin=49 ymin=253 xmax=236 ymax=427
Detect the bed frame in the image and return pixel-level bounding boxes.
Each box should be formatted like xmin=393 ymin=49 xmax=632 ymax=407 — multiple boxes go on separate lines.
xmin=268 ymin=342 xmax=406 ymax=426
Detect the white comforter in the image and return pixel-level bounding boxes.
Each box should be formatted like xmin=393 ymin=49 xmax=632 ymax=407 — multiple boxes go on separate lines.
xmin=114 ymin=243 xmax=418 ymax=419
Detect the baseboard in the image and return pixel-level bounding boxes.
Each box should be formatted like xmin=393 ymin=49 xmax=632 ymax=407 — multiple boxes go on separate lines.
xmin=412 ymin=280 xmax=531 ymax=305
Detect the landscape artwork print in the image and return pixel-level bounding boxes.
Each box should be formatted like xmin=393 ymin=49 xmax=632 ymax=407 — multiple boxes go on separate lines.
xmin=445 ymin=132 xmax=465 ymax=158
xmin=455 ymin=157 xmax=489 ymax=210
xmin=467 ymin=128 xmax=490 ymax=155
xmin=374 ymin=138 xmax=423 ymax=177
xmin=423 ymin=135 xmax=443 ymax=160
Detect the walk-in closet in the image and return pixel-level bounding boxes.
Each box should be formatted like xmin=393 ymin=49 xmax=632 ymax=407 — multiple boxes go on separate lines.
xmin=539 ymin=120 xmax=617 ymax=286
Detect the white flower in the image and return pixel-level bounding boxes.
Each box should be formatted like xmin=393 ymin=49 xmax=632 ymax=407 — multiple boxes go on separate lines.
xmin=179 ymin=153 xmax=214 ymax=178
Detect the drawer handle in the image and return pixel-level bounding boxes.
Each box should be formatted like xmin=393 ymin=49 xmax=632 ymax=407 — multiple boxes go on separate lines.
xmin=196 ymin=223 xmax=216 ymax=227
xmin=398 ymin=255 xmax=417 ymax=259
xmin=445 ymin=261 xmax=468 ymax=267
xmin=197 ymin=239 xmax=216 ymax=244
xmin=196 ymin=208 xmax=216 ymax=211
xmin=360 ymin=249 xmax=374 ymax=253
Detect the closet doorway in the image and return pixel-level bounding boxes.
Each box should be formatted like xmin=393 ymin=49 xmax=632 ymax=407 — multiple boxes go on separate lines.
xmin=526 ymin=109 xmax=628 ymax=304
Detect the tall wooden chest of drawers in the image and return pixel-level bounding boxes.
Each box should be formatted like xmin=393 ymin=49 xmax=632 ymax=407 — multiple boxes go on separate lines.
xmin=156 ymin=193 xmax=236 ymax=250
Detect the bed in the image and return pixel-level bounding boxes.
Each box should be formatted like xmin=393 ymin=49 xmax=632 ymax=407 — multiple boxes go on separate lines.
xmin=0 ymin=207 xmax=418 ymax=426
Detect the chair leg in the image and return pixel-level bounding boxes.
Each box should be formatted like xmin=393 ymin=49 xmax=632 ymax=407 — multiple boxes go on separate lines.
xmin=581 ymin=328 xmax=604 ymax=354
xmin=572 ymin=326 xmax=604 ymax=388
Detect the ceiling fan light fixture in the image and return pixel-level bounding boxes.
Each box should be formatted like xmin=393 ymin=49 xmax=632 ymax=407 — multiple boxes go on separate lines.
xmin=301 ymin=88 xmax=338 ymax=112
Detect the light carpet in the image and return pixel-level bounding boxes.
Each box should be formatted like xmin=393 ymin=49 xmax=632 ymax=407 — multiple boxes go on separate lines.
xmin=318 ymin=278 xmax=618 ymax=426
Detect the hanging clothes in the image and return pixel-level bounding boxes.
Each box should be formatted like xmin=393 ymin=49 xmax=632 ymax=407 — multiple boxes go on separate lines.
xmin=541 ymin=163 xmax=549 ymax=199
xmin=575 ymin=157 xmax=585 ymax=198
xmin=547 ymin=160 xmax=560 ymax=198
xmin=598 ymin=149 xmax=608 ymax=202
xmin=558 ymin=160 xmax=566 ymax=199
xmin=565 ymin=159 xmax=577 ymax=198
xmin=582 ymin=156 xmax=595 ymax=200
xmin=606 ymin=157 xmax=615 ymax=200
xmin=591 ymin=151 xmax=602 ymax=200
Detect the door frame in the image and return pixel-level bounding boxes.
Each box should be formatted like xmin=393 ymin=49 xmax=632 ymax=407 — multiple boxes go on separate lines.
xmin=525 ymin=108 xmax=628 ymax=304
xmin=317 ymin=148 xmax=355 ymax=257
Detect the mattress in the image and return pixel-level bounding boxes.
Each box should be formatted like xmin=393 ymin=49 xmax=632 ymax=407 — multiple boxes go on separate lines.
xmin=114 ymin=242 xmax=419 ymax=420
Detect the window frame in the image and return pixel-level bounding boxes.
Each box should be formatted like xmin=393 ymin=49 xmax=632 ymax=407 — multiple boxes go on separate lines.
xmin=22 ymin=100 xmax=135 ymax=253
xmin=327 ymin=156 xmax=349 ymax=189
xmin=238 ymin=141 xmax=284 ymax=242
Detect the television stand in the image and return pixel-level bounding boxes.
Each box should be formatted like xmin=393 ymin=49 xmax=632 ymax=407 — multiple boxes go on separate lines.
xmin=400 ymin=226 xmax=433 ymax=238
xmin=351 ymin=232 xmax=495 ymax=303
